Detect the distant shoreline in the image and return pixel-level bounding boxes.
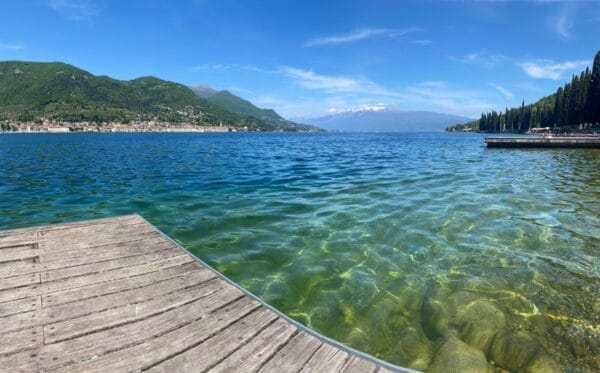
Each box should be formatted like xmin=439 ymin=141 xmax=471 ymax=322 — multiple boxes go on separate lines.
xmin=0 ymin=129 xmax=319 ymax=134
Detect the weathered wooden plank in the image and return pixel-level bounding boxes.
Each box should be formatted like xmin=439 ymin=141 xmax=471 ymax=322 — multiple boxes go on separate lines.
xmin=41 ymin=247 xmax=179 ymax=282
xmin=0 ymin=272 xmax=39 ymax=292
xmin=40 ymin=234 xmax=164 ymax=263
xmin=210 ymin=319 xmax=298 ymax=373
xmin=41 ymin=221 xmax=149 ymax=242
xmin=0 ymin=348 xmax=40 ymax=371
xmin=0 ymin=254 xmax=194 ymax=303
xmin=39 ymin=288 xmax=246 ymax=370
xmin=39 ymin=240 xmax=171 ymax=271
xmin=40 ymin=223 xmax=155 ymax=251
xmin=258 ymin=330 xmax=322 ymax=372
xmin=0 ymin=266 xmax=214 ymax=333
xmin=0 ymin=310 xmax=37 ymax=334
xmin=40 ymin=253 xmax=194 ymax=293
xmin=300 ymin=344 xmax=350 ymax=372
xmin=149 ymin=307 xmax=279 ymax=373
xmin=44 ymin=266 xmax=214 ymax=316
xmin=0 ymin=296 xmax=39 ymax=318
xmin=341 ymin=355 xmax=378 ymax=373
xmin=69 ymin=296 xmax=265 ymax=372
xmin=0 ymin=326 xmax=42 ymax=356
xmin=0 ymin=232 xmax=37 ymax=248
xmin=43 ymin=261 xmax=199 ymax=307
xmin=44 ymin=277 xmax=225 ymax=344
xmin=0 ymin=227 xmax=36 ymax=238
xmin=0 ymin=215 xmax=138 ymax=241
xmin=40 ymin=231 xmax=158 ymax=254
xmin=0 ymin=244 xmax=37 ymax=263
xmin=37 ymin=215 xmax=142 ymax=235
xmin=0 ymin=259 xmax=40 ymax=280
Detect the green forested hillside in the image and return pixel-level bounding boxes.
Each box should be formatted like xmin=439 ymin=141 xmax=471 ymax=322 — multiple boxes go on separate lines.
xmin=448 ymin=50 xmax=600 ymax=133
xmin=207 ymin=91 xmax=283 ymax=122
xmin=0 ymin=61 xmax=316 ymax=131
xmin=194 ymin=88 xmax=319 ymax=131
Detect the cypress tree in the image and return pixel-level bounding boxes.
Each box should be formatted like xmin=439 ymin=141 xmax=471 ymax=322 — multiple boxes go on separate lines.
xmin=475 ymin=50 xmax=599 ymax=132
xmin=586 ymin=51 xmax=600 ymax=125
xmin=554 ymin=87 xmax=563 ymax=127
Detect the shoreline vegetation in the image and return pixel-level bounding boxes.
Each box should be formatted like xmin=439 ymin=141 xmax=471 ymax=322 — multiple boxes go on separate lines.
xmin=446 ymin=50 xmax=600 ymax=135
xmin=0 ymin=61 xmax=321 ymax=133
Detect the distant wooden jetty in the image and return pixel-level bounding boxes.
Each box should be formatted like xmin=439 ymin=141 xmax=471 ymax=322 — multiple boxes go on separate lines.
xmin=485 ymin=136 xmax=600 ymax=148
xmin=0 ymin=214 xmax=409 ymax=372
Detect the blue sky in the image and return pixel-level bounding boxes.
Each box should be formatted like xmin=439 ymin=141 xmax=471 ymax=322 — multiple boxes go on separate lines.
xmin=1 ymin=1 xmax=599 ymax=119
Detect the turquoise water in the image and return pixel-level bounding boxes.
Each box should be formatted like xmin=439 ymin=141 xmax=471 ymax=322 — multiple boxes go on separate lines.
xmin=0 ymin=132 xmax=598 ymax=371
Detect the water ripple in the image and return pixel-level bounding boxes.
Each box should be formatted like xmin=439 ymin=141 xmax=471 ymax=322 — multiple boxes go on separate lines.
xmin=0 ymin=132 xmax=598 ymax=371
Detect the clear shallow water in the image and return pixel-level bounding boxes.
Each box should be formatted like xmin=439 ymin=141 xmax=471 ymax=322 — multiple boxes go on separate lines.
xmin=0 ymin=132 xmax=598 ymax=371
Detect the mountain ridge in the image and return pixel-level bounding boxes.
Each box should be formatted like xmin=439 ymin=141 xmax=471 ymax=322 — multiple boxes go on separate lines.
xmin=0 ymin=61 xmax=319 ymax=131
xmin=189 ymin=86 xmax=318 ymax=131
xmin=297 ymin=108 xmax=472 ymax=132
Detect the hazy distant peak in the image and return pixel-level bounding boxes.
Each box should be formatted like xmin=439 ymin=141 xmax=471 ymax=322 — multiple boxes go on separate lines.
xmin=328 ymin=105 xmax=387 ymax=114
xmin=189 ymin=85 xmax=217 ymax=98
xmin=301 ymin=109 xmax=472 ymax=132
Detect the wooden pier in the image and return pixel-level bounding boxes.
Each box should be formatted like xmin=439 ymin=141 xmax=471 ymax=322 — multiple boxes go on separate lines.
xmin=485 ymin=136 xmax=600 ymax=148
xmin=0 ymin=214 xmax=407 ymax=372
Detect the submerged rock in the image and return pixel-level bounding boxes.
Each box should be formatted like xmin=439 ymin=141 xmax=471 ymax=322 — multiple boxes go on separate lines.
xmin=421 ymin=297 xmax=452 ymax=340
xmin=488 ymin=331 xmax=538 ymax=371
xmin=421 ymin=287 xmax=506 ymax=347
xmin=393 ymin=326 xmax=433 ymax=371
xmin=488 ymin=330 xmax=559 ymax=372
xmin=428 ymin=336 xmax=490 ymax=373
xmin=528 ymin=314 xmax=555 ymax=335
xmin=345 ymin=328 xmax=371 ymax=353
xmin=455 ymin=299 xmax=506 ymax=351
xmin=421 ymin=288 xmax=479 ymax=340
xmin=525 ymin=354 xmax=561 ymax=373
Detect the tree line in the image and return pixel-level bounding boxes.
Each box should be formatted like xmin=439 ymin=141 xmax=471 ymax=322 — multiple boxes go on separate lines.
xmin=479 ymin=50 xmax=600 ymax=133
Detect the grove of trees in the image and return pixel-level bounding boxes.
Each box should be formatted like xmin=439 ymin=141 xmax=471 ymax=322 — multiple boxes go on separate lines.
xmin=479 ymin=50 xmax=600 ymax=133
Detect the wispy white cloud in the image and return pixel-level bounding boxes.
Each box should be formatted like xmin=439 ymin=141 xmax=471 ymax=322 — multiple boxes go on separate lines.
xmin=203 ymin=64 xmax=494 ymax=118
xmin=459 ymin=51 xmax=508 ymax=68
xmin=463 ymin=53 xmax=479 ymax=63
xmin=227 ymin=87 xmax=254 ymax=95
xmin=0 ymin=42 xmax=24 ymax=50
xmin=405 ymin=81 xmax=494 ymax=116
xmin=554 ymin=13 xmax=573 ymax=40
xmin=458 ymin=50 xmax=589 ymax=82
xmin=553 ymin=4 xmax=576 ymax=40
xmin=278 ymin=67 xmax=388 ymax=95
xmin=279 ymin=69 xmax=494 ymax=117
xmin=48 ymin=0 xmax=98 ymax=21
xmin=490 ymin=84 xmax=513 ymax=99
xmin=192 ymin=64 xmax=270 ymax=74
xmin=519 ymin=59 xmax=588 ymax=80
xmin=419 ymin=80 xmax=446 ymax=89
xmin=303 ymin=27 xmax=419 ymax=47
xmin=413 ymin=39 xmax=432 ymax=45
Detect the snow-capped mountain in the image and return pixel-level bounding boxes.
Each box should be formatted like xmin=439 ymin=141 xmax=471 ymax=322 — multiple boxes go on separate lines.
xmin=296 ymin=108 xmax=472 ymax=132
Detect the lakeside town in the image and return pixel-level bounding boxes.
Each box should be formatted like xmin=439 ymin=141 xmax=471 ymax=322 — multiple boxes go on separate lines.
xmin=0 ymin=119 xmax=246 ymax=133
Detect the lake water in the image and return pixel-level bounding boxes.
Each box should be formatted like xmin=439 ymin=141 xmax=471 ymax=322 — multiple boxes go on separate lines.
xmin=0 ymin=132 xmax=598 ymax=371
